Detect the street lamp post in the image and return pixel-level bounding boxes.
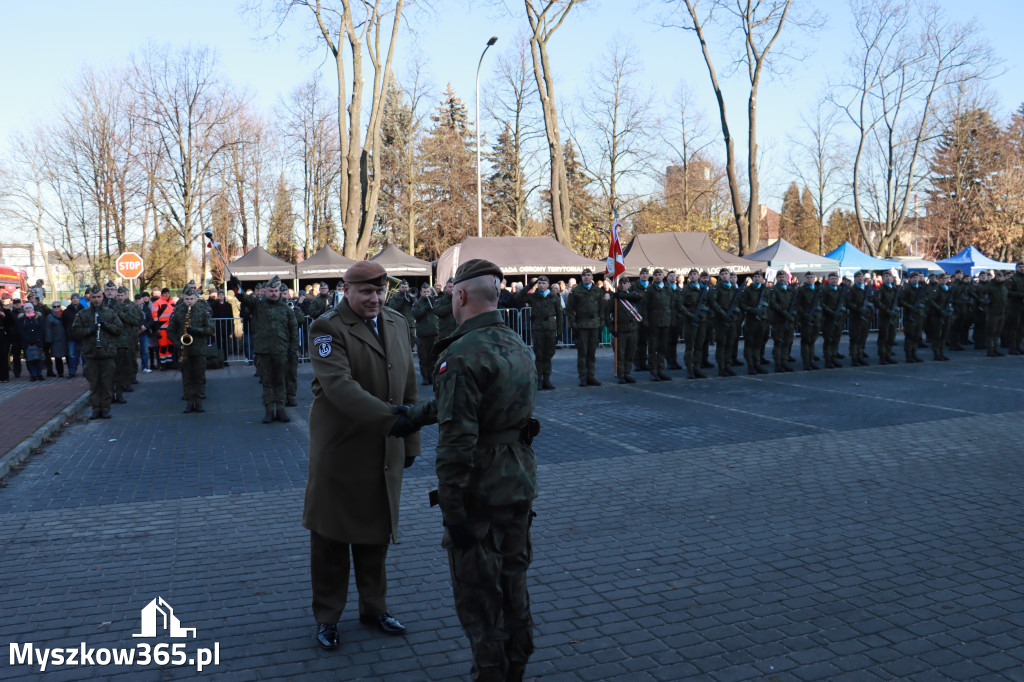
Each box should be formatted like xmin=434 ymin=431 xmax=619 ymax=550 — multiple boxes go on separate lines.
xmin=476 ymin=36 xmax=498 ymax=239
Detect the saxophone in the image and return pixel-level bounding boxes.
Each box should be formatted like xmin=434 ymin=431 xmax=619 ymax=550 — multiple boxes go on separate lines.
xmin=180 ymin=304 xmax=193 ymax=360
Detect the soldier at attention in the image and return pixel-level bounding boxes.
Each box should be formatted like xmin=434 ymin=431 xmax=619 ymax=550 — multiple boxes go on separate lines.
xmin=514 ymin=275 xmax=564 ymax=390
xmin=404 ymin=258 xmax=539 ymax=682
xmin=167 ymin=285 xmax=214 ymax=413
xmin=71 ymin=285 xmax=124 ymax=420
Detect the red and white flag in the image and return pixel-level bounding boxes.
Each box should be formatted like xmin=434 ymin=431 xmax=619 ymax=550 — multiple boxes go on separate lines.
xmin=606 ymin=220 xmax=625 ymax=280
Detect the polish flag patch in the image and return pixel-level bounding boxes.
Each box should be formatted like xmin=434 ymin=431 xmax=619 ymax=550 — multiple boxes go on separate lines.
xmin=438 ymin=361 xmax=448 ymax=374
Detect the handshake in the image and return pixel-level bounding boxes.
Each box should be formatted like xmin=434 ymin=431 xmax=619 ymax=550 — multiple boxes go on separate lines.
xmin=390 ymin=405 xmax=419 ymax=439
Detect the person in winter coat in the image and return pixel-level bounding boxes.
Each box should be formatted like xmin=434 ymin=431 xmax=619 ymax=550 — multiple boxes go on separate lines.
xmin=17 ymin=303 xmax=46 ymax=381
xmin=45 ymin=302 xmax=69 ymax=377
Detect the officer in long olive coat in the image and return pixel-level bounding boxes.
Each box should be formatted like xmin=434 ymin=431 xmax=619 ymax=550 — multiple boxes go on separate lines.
xmin=302 ymin=260 xmax=421 ymax=651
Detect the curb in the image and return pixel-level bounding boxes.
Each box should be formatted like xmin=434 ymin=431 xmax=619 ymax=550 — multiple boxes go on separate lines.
xmin=0 ymin=390 xmax=90 ymax=481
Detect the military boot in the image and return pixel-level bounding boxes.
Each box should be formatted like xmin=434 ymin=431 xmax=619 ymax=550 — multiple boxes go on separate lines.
xmin=89 ymin=408 xmax=103 ymax=420
xmin=114 ymin=391 xmax=127 ymax=404
xmin=542 ymin=375 xmax=556 ymax=390
xmin=183 ymin=400 xmax=196 ymax=414
xmin=263 ymin=406 xmax=276 ymax=424
xmin=275 ymin=405 xmax=291 ymax=422
xmin=100 ymin=410 xmax=112 ymax=419
xmin=286 ymin=397 xmax=298 ymax=407
xmin=194 ymin=399 xmax=205 ymax=413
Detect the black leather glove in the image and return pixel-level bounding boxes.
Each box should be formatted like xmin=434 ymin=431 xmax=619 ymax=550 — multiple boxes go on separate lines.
xmin=444 ymin=521 xmax=476 ymax=549
xmin=389 ymin=405 xmax=420 ymax=438
xmin=404 ymin=456 xmax=415 ymax=469
xmin=228 ymin=276 xmax=241 ymax=294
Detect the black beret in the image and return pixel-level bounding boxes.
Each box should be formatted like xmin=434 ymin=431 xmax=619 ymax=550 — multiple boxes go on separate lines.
xmin=453 ymin=259 xmax=503 ymax=284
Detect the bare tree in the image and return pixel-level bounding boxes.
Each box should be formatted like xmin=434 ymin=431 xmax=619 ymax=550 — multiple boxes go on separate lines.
xmin=524 ymin=0 xmax=588 ymax=246
xmin=131 ymin=44 xmax=243 ymax=282
xmin=832 ymin=0 xmax=994 ymax=256
xmin=656 ymin=81 xmax=718 ymax=231
xmin=266 ymin=0 xmax=410 ymax=259
xmin=658 ymin=0 xmax=813 ymax=254
xmin=224 ymin=103 xmax=276 ymax=252
xmin=786 ymin=97 xmax=847 ymax=254
xmin=572 ymin=35 xmax=654 ymax=226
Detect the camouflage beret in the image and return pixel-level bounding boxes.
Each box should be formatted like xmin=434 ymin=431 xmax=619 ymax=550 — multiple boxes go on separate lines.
xmin=344 ymin=261 xmax=388 ymax=286
xmin=453 ymin=259 xmax=503 ymax=284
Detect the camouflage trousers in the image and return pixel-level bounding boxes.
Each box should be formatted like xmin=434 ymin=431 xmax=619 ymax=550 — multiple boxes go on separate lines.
xmin=573 ymin=328 xmax=600 ymax=381
xmin=256 ymin=353 xmax=287 ymax=407
xmin=115 ymin=346 xmax=134 ymax=390
xmin=445 ymin=506 xmax=534 ymax=682
xmin=84 ymin=357 xmax=115 ymax=411
xmin=531 ymin=330 xmax=557 ymax=380
xmin=179 ymin=352 xmax=206 ymax=401
xmin=286 ymin=352 xmax=298 ymax=401
xmin=417 ymin=334 xmax=437 ymax=380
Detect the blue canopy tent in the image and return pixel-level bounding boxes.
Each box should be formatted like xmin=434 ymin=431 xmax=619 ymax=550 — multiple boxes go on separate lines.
xmin=825 ymin=241 xmax=901 ymax=276
xmin=935 ymin=246 xmax=1016 ymax=275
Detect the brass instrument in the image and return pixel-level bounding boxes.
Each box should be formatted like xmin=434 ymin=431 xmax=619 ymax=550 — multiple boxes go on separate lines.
xmin=95 ymin=310 xmax=103 ymax=348
xmin=180 ymin=305 xmax=194 ymax=353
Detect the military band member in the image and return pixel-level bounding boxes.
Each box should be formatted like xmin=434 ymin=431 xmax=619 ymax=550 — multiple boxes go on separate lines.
xmin=108 ymin=284 xmax=140 ymax=402
xmin=435 ymin=279 xmax=457 ymax=340
xmin=898 ymin=272 xmax=928 ymax=363
xmin=515 ymin=275 xmax=564 ymax=390
xmin=643 ymin=268 xmax=674 ymax=382
xmin=876 ymin=271 xmax=899 ymax=364
xmin=739 ymin=271 xmax=770 ymax=374
xmin=680 ymin=269 xmax=710 ymax=379
xmin=819 ymin=273 xmax=846 ymax=368
xmin=230 ymin=274 xmax=299 ymax=423
xmin=565 ymin=268 xmax=609 ymax=386
xmin=386 ymin=280 xmax=416 ymax=345
xmin=413 ymin=282 xmax=439 ymax=385
xmin=608 ymin=276 xmax=643 ymax=383
xmin=795 ymin=272 xmax=823 ymax=370
xmin=71 ymin=285 xmax=123 ymax=419
xmin=768 ymin=271 xmax=797 ymax=372
xmin=167 ymin=286 xmax=214 ymax=413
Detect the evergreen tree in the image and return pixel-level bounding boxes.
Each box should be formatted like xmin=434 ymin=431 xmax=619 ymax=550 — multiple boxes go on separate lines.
xmin=778 ymin=182 xmax=803 ymax=245
xmin=564 ymin=140 xmax=605 ymax=258
xmin=799 ymin=186 xmax=821 ymax=254
xmin=825 ymin=209 xmax=861 ymax=253
xmin=416 ymin=85 xmax=477 ymax=260
xmin=485 ymin=122 xmax=529 ymax=236
xmin=375 ymin=82 xmax=416 ymax=250
xmin=267 ymin=173 xmax=297 ymax=261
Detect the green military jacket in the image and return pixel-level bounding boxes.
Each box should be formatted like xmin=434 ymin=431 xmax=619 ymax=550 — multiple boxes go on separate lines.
xmin=875 ymin=283 xmax=899 ymax=320
xmin=633 ymin=280 xmax=650 ymax=327
xmin=981 ymin=279 xmax=1008 ymax=315
xmin=897 ymin=283 xmax=929 ymax=323
xmin=845 ymin=284 xmax=873 ymax=321
xmin=768 ymin=284 xmax=796 ymax=326
xmin=307 ymin=293 xmax=330 ymax=320
xmin=70 ymin=304 xmax=123 ymax=359
xmin=434 ymin=293 xmax=456 ymax=339
xmin=412 ymin=294 xmax=440 ymax=337
xmin=565 ymin=283 xmax=606 ymax=329
xmin=387 ymin=292 xmax=416 ymax=327
xmin=710 ymin=281 xmax=741 ymax=325
xmin=739 ymin=283 xmax=770 ymax=323
xmin=1007 ymin=272 xmax=1024 ymax=309
xmin=607 ymin=289 xmax=643 ymax=333
xmin=408 ymin=310 xmax=537 ymax=524
xmin=820 ymin=285 xmax=848 ymax=327
xmin=167 ymin=301 xmax=215 ymax=346
xmin=795 ymin=283 xmax=823 ymax=322
xmin=642 ymin=283 xmax=675 ymax=328
xmin=927 ymin=284 xmax=954 ymax=320
xmin=105 ymin=299 xmax=139 ymax=349
xmin=679 ymin=282 xmax=709 ymax=326
xmin=515 ymin=287 xmax=564 ymax=333
xmin=237 ymin=292 xmax=298 ymax=355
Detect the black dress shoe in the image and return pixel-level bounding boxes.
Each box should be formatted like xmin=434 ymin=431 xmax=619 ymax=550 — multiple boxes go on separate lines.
xmin=275 ymin=407 xmax=291 ymax=422
xmin=693 ymin=369 xmax=707 ymax=379
xmin=316 ymin=623 xmax=340 ymax=650
xmin=360 ymin=613 xmax=406 ymax=635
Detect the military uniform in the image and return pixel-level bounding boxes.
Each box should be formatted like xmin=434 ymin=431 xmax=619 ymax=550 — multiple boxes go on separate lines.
xmin=633 ymin=278 xmax=650 ymax=371
xmin=107 ymin=288 xmax=141 ymax=400
xmin=643 ymin=282 xmax=675 ymax=381
xmin=307 ymin=292 xmax=331 ymax=320
xmin=925 ymin=283 xmax=955 ymax=361
xmin=709 ymin=279 xmax=742 ymax=376
xmin=795 ymin=282 xmax=823 ymax=370
xmin=288 ymin=293 xmax=306 ymax=406
xmin=819 ymin=284 xmax=847 ymax=368
xmin=71 ymin=289 xmax=123 ymax=419
xmin=408 ymin=259 xmax=538 ymax=682
xmin=435 ymin=291 xmax=457 ymax=340
xmin=386 ymin=289 xmax=416 ymax=345
xmin=233 ymin=276 xmax=299 ymax=422
xmin=845 ymin=283 xmax=873 ymax=365
xmin=875 ymin=281 xmax=899 ymax=363
xmin=167 ymin=291 xmax=215 ymax=412
xmin=739 ymin=282 xmax=770 ymax=374
xmin=607 ymin=285 xmax=643 ymax=383
xmin=768 ymin=283 xmax=797 ymax=372
xmin=515 ymin=279 xmax=564 ymax=389
xmin=982 ymin=275 xmax=1009 ymax=357
xmin=666 ymin=283 xmax=684 ymax=370
xmin=680 ymin=280 xmax=710 ymax=378
xmin=413 ymin=292 xmax=439 ymax=384
xmin=1007 ymin=269 xmax=1024 ymax=354
xmin=897 ymin=281 xmax=929 ymax=362
xmin=565 ymin=279 xmax=606 ymax=386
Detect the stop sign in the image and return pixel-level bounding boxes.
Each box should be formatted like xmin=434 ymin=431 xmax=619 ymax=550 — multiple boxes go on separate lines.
xmin=115 ymin=252 xmax=144 ymax=280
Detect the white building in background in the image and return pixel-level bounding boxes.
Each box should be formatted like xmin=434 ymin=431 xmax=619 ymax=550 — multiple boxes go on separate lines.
xmin=0 ymin=242 xmax=85 ymax=297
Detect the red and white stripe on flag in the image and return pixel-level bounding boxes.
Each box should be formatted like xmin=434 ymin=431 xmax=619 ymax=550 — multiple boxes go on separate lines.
xmin=606 ymin=220 xmax=625 ymax=279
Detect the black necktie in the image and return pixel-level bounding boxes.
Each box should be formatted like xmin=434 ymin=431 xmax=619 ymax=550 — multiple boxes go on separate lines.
xmin=365 ymin=318 xmax=380 ymax=342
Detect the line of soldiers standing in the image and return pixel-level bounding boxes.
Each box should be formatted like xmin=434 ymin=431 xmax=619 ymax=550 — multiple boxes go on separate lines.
xmin=553 ymin=263 xmax=1024 ymax=385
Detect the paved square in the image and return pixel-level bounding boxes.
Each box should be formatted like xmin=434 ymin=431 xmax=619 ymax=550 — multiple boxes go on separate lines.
xmin=2 ymin=346 xmax=1023 ymax=680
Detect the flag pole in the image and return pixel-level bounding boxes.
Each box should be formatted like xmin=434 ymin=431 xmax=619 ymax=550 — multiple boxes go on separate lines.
xmin=612 ymin=208 xmax=619 ymax=378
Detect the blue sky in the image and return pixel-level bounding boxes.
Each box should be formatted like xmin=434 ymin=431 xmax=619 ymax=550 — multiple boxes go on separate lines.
xmin=2 ymin=0 xmax=1021 ymax=211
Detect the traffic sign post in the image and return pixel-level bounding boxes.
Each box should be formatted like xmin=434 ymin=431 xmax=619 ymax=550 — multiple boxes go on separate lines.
xmin=115 ymin=252 xmax=144 ymax=280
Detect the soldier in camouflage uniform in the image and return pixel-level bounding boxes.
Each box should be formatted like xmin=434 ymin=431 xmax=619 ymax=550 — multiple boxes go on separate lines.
xmin=413 ymin=283 xmax=440 ymax=385
xmin=768 ymin=271 xmax=797 ymax=373
xmin=607 ymin=276 xmax=643 ymax=383
xmin=844 ymin=271 xmax=873 ymax=366
xmin=306 ymin=282 xmax=331 ymax=320
xmin=565 ymin=268 xmax=609 ymax=387
xmin=643 ymin=268 xmax=675 ymax=382
xmin=71 ymin=285 xmax=123 ymax=419
xmin=819 ymin=273 xmax=847 ymax=369
xmin=283 ymin=286 xmax=305 ymax=406
xmin=106 ymin=284 xmax=140 ymax=402
xmin=665 ymin=271 xmax=684 ymax=370
xmin=434 ymin=279 xmax=457 ymax=340
xmin=679 ymin=269 xmax=710 ymax=379
xmin=633 ymin=268 xmax=651 ymax=372
xmin=386 ymin=280 xmax=416 ymax=345
xmin=230 ymin=274 xmax=299 ymax=423
xmin=1007 ymin=262 xmax=1024 ymax=355
xmin=710 ymin=268 xmax=742 ymax=377
xmin=795 ymin=272 xmax=823 ymax=370
xmin=982 ymin=269 xmax=1010 ymax=357
xmin=875 ymin=271 xmax=900 ymax=364
xmin=404 ymin=259 xmax=539 ymax=682
xmin=738 ymin=271 xmax=770 ymax=374
xmin=515 ymin=275 xmax=564 ymax=390
xmin=898 ymin=272 xmax=929 ymax=363
xmin=925 ymin=272 xmax=954 ymax=361
xmin=949 ymin=270 xmax=970 ymax=351
xmin=167 ymin=286 xmax=215 ymax=413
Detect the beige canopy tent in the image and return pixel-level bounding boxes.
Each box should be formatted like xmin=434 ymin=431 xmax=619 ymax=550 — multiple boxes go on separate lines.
xmin=370 ymin=244 xmax=432 ymax=278
xmin=622 ymin=232 xmax=761 ymax=276
xmin=435 ymin=237 xmax=603 ymax=284
xmin=294 ymin=245 xmax=356 ymax=280
xmin=228 ymin=246 xmax=296 ymax=281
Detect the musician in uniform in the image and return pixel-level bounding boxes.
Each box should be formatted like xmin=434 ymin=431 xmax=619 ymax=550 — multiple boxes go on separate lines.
xmin=168 ymin=286 xmax=214 ymax=413
xmin=386 ymin=279 xmax=416 ymax=346
xmin=71 ymin=285 xmax=123 ymax=419
xmin=435 ymin=279 xmax=457 ymax=340
xmin=412 ymin=282 xmax=439 ymax=385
